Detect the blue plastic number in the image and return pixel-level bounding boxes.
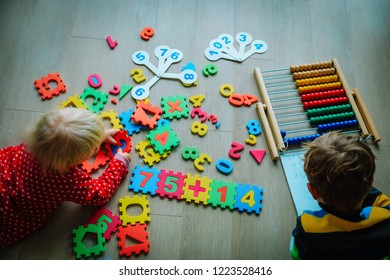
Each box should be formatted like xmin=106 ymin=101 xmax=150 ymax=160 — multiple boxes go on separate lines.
xmin=136 ymin=52 xmax=145 ymax=61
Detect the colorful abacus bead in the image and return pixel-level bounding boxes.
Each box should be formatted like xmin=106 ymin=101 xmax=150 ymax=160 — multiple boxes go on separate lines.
xmin=295 ymin=75 xmax=339 ymax=87
xmin=309 ymin=112 xmax=355 ymax=125
xmin=290 ymin=61 xmax=333 ymax=73
xmin=301 ymin=89 xmax=345 ymax=102
xmin=303 ymin=96 xmax=349 ymax=110
xmin=293 ymin=68 xmax=336 ymax=80
xmin=285 ymin=133 xmax=320 ymax=146
xmin=306 ymin=104 xmax=352 ymax=118
xmin=317 ymin=119 xmax=358 ymax=133
xmin=298 ymin=82 xmax=342 ymax=94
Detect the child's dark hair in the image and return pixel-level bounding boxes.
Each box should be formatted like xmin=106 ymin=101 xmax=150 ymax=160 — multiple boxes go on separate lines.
xmin=303 ymin=131 xmax=376 ymax=212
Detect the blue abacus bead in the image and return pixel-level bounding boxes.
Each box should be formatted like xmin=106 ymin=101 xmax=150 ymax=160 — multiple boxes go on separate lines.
xmin=280 ymin=130 xmax=287 ymax=137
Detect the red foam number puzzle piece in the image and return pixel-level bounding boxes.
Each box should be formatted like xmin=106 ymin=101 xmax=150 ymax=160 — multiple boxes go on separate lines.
xmin=34 ymin=72 xmax=66 ymax=100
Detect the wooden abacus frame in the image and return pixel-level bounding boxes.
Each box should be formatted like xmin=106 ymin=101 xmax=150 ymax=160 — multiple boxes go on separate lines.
xmin=254 ymin=58 xmax=381 ymax=161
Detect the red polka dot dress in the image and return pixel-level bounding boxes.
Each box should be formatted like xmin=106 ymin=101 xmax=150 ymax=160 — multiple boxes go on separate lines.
xmin=0 ymin=144 xmax=129 ymax=248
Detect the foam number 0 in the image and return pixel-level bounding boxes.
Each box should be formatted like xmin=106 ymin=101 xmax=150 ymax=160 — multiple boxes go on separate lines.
xmin=191 ymin=121 xmax=208 ymax=137
xmin=241 ymin=190 xmax=256 ymax=207
xmin=220 ymin=84 xmax=234 ymax=98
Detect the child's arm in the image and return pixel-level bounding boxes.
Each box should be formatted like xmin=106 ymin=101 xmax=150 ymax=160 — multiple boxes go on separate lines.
xmin=63 ymin=148 xmax=131 ymax=206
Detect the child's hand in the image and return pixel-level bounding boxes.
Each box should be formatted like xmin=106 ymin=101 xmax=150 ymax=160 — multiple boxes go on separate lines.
xmin=104 ymin=128 xmax=119 ymax=144
xmin=116 ymin=148 xmax=131 ymax=161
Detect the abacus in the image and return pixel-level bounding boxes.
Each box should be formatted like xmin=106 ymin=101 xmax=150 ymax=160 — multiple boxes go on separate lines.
xmin=254 ymin=59 xmax=380 ymax=160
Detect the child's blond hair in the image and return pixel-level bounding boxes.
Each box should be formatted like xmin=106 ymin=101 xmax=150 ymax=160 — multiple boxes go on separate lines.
xmin=27 ymin=108 xmax=105 ymax=174
xmin=303 ymin=131 xmax=376 ymax=212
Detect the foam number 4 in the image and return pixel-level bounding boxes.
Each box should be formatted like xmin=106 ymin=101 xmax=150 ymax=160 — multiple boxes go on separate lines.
xmin=234 ymin=184 xmax=264 ymax=214
xmin=229 ymin=93 xmax=258 ymax=107
xmin=241 ymin=190 xmax=256 ymax=207
xmin=189 ymin=94 xmax=205 ymax=107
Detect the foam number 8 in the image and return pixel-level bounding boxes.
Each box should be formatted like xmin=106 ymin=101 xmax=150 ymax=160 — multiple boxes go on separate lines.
xmin=182 ymin=147 xmax=199 ymax=160
xmin=246 ymin=119 xmax=262 ymax=136
xmin=191 ymin=121 xmax=208 ymax=137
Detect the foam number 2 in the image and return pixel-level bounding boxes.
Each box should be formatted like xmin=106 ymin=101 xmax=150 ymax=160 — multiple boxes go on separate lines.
xmin=131 ymin=68 xmax=146 ymax=83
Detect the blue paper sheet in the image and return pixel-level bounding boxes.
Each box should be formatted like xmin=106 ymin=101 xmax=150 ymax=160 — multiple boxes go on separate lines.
xmin=280 ymin=151 xmax=321 ymax=215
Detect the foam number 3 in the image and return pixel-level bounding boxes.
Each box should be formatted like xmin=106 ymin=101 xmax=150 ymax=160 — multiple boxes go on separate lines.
xmin=194 ymin=153 xmax=212 ymax=172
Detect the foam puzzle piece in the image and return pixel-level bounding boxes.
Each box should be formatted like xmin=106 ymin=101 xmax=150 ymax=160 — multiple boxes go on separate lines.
xmin=72 ymin=223 xmax=106 ymax=259
xmin=234 ymin=183 xmax=264 ymax=215
xmin=215 ymin=158 xmax=234 ymax=175
xmin=34 ymin=72 xmax=66 ymax=100
xmin=80 ymin=148 xmax=111 ymax=173
xmin=189 ymin=94 xmax=205 ymax=107
xmin=88 ymin=73 xmax=102 ymax=88
xmin=182 ymin=174 xmax=212 ymax=205
xmin=156 ymin=169 xmax=186 ymax=199
xmin=87 ymin=207 xmax=121 ymax=240
xmin=119 ymin=108 xmax=148 ymax=136
xmin=249 ymin=149 xmax=266 ymax=164
xmin=190 ymin=108 xmax=208 ymax=122
xmin=106 ymin=36 xmax=118 ymax=49
xmin=118 ymin=195 xmax=151 ymax=226
xmin=246 ymin=119 xmax=262 ymax=135
xmin=229 ymin=142 xmax=245 ymax=160
xmin=161 ymin=95 xmax=189 ymax=120
xmin=245 ymin=134 xmax=257 ymax=145
xmin=104 ymin=130 xmax=132 ymax=158
xmin=56 ymin=94 xmax=88 ymax=109
xmin=208 ymin=179 xmax=237 ymax=209
xmin=136 ymin=139 xmax=170 ymax=166
xmin=119 ymin=84 xmax=133 ymax=100
xmin=117 ymin=223 xmax=150 ymax=257
xmin=193 ymin=153 xmax=212 ymax=172
xmin=100 ymin=110 xmax=124 ymax=130
xmin=80 ymin=87 xmax=108 ymax=113
xmin=131 ymin=101 xmax=162 ymax=129
xmin=146 ymin=124 xmax=181 ymax=155
xmin=129 ymin=165 xmax=161 ymax=195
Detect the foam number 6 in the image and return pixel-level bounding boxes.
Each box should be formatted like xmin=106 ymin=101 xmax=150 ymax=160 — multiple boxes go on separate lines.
xmin=246 ymin=120 xmax=262 ymax=136
xmin=191 ymin=121 xmax=208 ymax=137
xmin=140 ymin=27 xmax=154 ymax=40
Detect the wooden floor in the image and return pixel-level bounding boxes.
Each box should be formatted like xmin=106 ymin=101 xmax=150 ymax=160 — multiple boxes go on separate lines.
xmin=0 ymin=0 xmax=389 ymax=260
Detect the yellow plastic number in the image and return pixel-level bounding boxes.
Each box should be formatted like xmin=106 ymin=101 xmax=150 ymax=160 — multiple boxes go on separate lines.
xmin=241 ymin=190 xmax=256 ymax=207
xmin=191 ymin=121 xmax=208 ymax=137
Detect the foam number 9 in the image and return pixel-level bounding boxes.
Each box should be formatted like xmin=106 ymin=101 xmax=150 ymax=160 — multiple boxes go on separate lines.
xmin=191 ymin=121 xmax=208 ymax=137
xmin=130 ymin=68 xmax=146 ymax=83
xmin=202 ymin=64 xmax=218 ymax=77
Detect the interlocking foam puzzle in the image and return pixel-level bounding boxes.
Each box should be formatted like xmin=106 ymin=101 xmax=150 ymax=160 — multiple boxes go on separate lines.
xmin=103 ymin=130 xmax=132 ymax=158
xmin=80 ymin=148 xmax=111 ymax=173
xmin=161 ymin=95 xmax=189 ymax=120
xmin=117 ymin=223 xmax=150 ymax=257
xmin=131 ymin=100 xmax=162 ymax=129
xmin=34 ymin=72 xmax=66 ymax=100
xmin=87 ymin=207 xmax=122 ymax=240
xmin=119 ymin=108 xmax=148 ymax=135
xmin=119 ymin=195 xmax=151 ymax=225
xmin=129 ymin=164 xmax=264 ymax=214
xmin=146 ymin=124 xmax=181 ymax=155
xmin=72 ymin=223 xmax=106 ymax=259
xmin=56 ymin=94 xmax=88 ymax=109
xmin=100 ymin=110 xmax=124 ymax=130
xmin=80 ymin=87 xmax=108 ymax=113
xmin=135 ymin=139 xmax=171 ymax=166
